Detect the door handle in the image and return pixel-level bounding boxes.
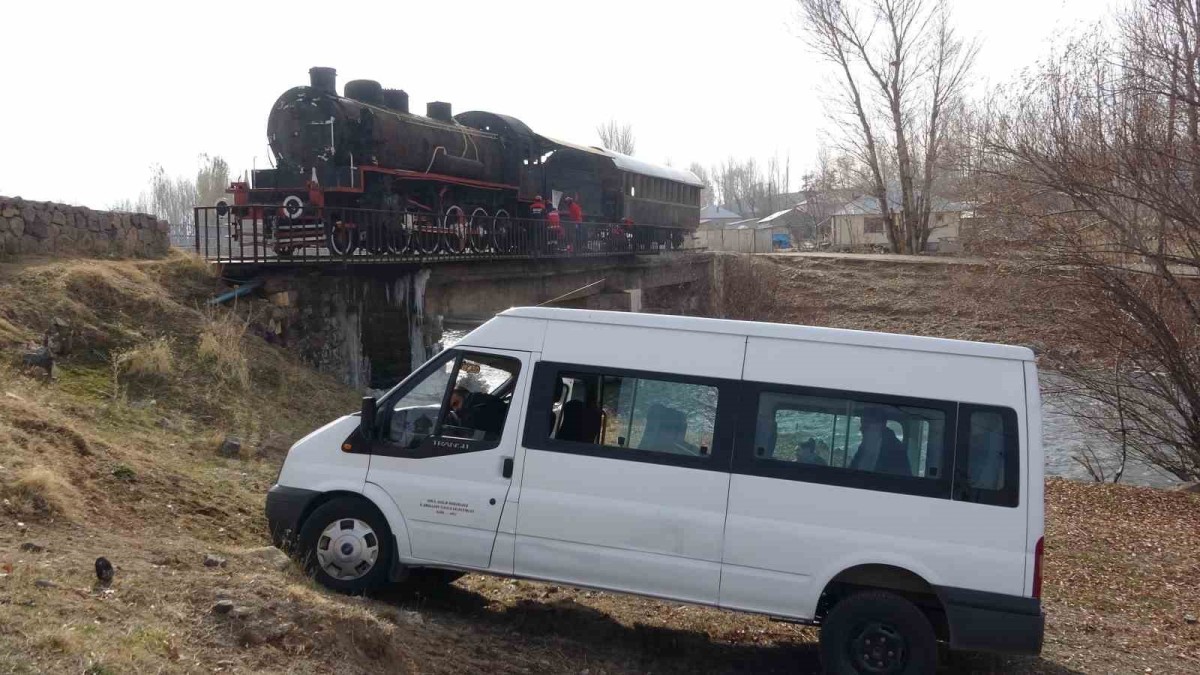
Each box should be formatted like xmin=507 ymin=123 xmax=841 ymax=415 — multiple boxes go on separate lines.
xmin=502 ymin=457 xmax=514 ymax=478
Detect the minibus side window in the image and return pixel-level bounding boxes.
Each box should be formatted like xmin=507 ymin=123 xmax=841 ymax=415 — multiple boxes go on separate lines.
xmin=753 ymin=391 xmax=947 ymax=480
xmin=548 ymin=370 xmax=718 ymax=458
xmin=953 ymin=406 xmax=1020 ymax=507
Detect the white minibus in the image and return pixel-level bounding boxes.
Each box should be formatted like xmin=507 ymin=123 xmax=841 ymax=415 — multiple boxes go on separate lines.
xmin=267 ymin=307 xmax=1045 ymax=673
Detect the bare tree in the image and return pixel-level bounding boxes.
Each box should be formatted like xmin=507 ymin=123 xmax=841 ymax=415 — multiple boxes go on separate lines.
xmin=596 ymin=120 xmax=636 ymax=155
xmin=984 ymin=0 xmax=1200 ymax=481
xmin=195 ymin=154 xmax=230 ymax=208
xmin=799 ymin=0 xmax=977 ymax=253
xmin=113 ymin=154 xmax=231 ymax=226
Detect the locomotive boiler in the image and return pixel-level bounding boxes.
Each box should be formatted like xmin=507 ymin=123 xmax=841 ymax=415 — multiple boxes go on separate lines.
xmin=229 ymin=67 xmax=703 ymax=256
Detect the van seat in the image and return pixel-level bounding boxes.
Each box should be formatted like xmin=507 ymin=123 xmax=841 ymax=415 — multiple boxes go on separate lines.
xmin=558 ymin=400 xmax=602 ymax=443
xmin=640 ymin=404 xmax=688 ymax=453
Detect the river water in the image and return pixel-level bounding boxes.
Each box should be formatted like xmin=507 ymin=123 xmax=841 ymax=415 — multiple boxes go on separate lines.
xmin=437 ymin=327 xmax=1178 ymax=488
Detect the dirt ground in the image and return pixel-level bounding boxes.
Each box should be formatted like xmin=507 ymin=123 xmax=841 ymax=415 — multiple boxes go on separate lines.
xmin=698 ymin=253 xmax=1087 ymax=366
xmin=0 ymin=253 xmax=1197 ymax=673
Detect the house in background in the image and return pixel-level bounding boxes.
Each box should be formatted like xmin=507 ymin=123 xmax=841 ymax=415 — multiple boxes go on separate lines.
xmin=695 ymin=214 xmax=795 ymax=252
xmin=699 ymin=204 xmax=744 ymax=229
xmin=830 ymin=193 xmax=966 ymax=252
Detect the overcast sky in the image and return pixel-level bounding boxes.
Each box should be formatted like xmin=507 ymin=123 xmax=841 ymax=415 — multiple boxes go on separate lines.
xmin=0 ymin=0 xmax=1114 ymax=209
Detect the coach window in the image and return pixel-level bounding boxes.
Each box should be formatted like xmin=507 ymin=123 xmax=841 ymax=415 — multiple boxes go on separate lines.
xmin=954 ymin=405 xmax=1020 ymax=507
xmin=752 ymin=391 xmax=948 ymax=480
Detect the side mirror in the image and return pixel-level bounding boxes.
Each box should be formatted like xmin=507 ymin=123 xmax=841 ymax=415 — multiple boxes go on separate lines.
xmin=360 ymin=396 xmax=378 ymax=440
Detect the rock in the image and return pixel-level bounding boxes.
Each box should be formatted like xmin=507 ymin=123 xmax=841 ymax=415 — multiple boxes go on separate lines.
xmin=243 ymin=546 xmax=290 ymax=571
xmin=95 ymin=557 xmax=114 ymax=585
xmin=34 ymin=579 xmax=57 ymax=589
xmin=212 ymin=599 xmax=235 ymax=614
xmin=218 ymin=436 xmax=242 ymax=458
xmin=18 ymin=542 xmax=46 ymax=553
xmin=1186 ymin=614 xmax=1197 ymax=625
xmin=157 ymin=416 xmax=176 ymax=430
xmin=204 ymin=554 xmax=227 ymax=568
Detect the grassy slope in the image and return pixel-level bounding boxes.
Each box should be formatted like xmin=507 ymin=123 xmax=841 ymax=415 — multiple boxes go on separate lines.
xmin=0 ymin=253 xmax=1196 ymax=673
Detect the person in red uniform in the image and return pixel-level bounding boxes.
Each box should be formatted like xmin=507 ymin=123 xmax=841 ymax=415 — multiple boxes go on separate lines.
xmin=527 ymin=196 xmax=546 ymax=254
xmin=567 ymin=196 xmax=583 ymax=223
xmin=564 ymin=196 xmax=583 ymax=253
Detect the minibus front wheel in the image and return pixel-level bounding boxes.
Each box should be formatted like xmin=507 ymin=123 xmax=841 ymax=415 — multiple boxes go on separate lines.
xmin=819 ymin=590 xmax=937 ymax=674
xmin=298 ymin=497 xmax=394 ymax=594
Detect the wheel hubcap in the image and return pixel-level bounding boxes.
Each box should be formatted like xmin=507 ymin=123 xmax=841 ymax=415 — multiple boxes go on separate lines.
xmin=850 ymin=621 xmax=907 ymax=673
xmin=315 ymin=518 xmax=379 ymax=581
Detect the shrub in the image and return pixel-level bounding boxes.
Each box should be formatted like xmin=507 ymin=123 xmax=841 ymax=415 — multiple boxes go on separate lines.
xmin=117 ymin=337 xmax=174 ymax=380
xmin=197 ymin=309 xmax=250 ymax=389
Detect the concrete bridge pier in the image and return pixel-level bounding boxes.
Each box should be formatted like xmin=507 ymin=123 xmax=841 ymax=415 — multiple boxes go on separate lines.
xmin=262 ymin=269 xmax=440 ymax=390
xmin=256 ymin=252 xmax=715 ymax=390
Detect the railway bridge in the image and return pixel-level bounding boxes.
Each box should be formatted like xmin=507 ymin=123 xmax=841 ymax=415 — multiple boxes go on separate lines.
xmin=195 ymin=207 xmax=713 ymax=389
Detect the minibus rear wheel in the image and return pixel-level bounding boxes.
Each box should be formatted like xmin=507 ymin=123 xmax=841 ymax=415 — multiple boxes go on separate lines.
xmin=298 ymin=497 xmax=393 ymax=594
xmin=819 ymin=590 xmax=937 ymax=674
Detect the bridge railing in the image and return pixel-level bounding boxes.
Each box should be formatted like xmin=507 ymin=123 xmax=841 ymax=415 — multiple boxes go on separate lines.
xmin=191 ymin=204 xmax=693 ymax=264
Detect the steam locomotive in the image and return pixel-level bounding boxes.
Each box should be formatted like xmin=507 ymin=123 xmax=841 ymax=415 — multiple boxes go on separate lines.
xmin=226 ymin=67 xmax=703 ymax=255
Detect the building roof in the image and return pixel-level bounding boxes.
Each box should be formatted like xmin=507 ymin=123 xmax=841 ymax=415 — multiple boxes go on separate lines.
xmin=833 ymin=192 xmax=967 ymax=217
xmin=758 ymin=207 xmax=798 ymax=224
xmin=490 ymin=307 xmax=1034 ymax=361
xmin=700 ymin=205 xmax=742 ymax=220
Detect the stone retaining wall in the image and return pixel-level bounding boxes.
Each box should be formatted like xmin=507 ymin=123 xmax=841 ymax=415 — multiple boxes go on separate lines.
xmin=0 ymin=196 xmax=169 ymax=259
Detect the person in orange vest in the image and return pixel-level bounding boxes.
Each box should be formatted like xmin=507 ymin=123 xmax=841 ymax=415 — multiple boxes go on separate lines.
xmin=529 ymin=195 xmax=546 ymax=219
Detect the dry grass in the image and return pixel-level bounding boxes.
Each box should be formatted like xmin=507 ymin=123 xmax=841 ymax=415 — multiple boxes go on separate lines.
xmin=0 ymin=466 xmax=78 ymax=521
xmin=198 ymin=308 xmax=250 ymax=389
xmin=115 ymin=336 xmax=174 ymax=380
xmin=703 ymin=255 xmax=1085 ymax=365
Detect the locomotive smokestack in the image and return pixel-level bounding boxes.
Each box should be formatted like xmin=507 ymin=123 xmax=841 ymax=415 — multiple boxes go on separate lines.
xmin=428 ymin=101 xmax=452 ymax=122
xmin=309 ymin=67 xmax=337 ymax=95
xmin=383 ymin=89 xmax=409 ymax=114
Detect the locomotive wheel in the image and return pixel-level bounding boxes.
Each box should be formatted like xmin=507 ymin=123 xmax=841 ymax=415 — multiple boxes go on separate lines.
xmin=273 ymin=244 xmax=295 ymax=257
xmin=362 ymin=214 xmax=389 ymax=255
xmin=443 ymin=205 xmax=467 ymax=254
xmin=327 ymin=220 xmax=359 ymax=257
xmin=412 ymin=212 xmax=439 ymax=255
xmin=467 ymin=207 xmax=489 ymax=252
xmin=386 ymin=217 xmax=410 ymax=255
xmin=491 ymin=208 xmax=513 ymax=253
